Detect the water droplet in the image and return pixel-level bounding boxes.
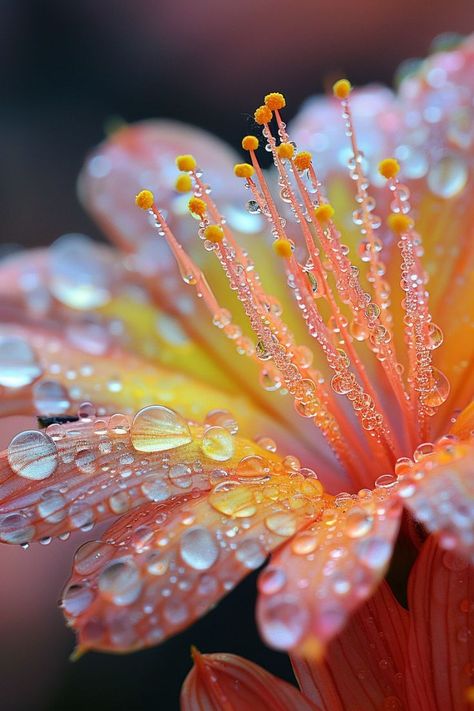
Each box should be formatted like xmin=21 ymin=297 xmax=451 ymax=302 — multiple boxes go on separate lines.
xmin=78 ymin=401 xmax=96 ymax=421
xmin=62 ymin=583 xmax=94 ymax=617
xmin=130 ymin=405 xmax=192 ymax=452
xmin=424 ymin=367 xmax=450 ymax=407
xmin=141 ymin=475 xmax=170 ymax=502
xmin=201 ymin=426 xmax=235 ymax=462
xmin=344 ymin=507 xmax=374 ymax=538
xmin=235 ymin=538 xmax=266 ymax=569
xmin=179 ymin=526 xmax=218 ymax=570
xmin=37 ymin=490 xmax=66 ymax=523
xmin=205 ymin=409 xmax=238 ymax=434
xmin=265 ymin=511 xmax=297 ymax=537
xmin=8 ymin=430 xmax=58 ymax=480
xmin=428 ymin=155 xmax=468 ymax=198
xmin=50 ymin=234 xmax=116 ymax=309
xmin=291 ymin=532 xmax=318 ymax=555
xmin=168 ymin=464 xmax=192 ymax=489
xmin=357 ymin=537 xmax=392 ymax=568
xmin=0 ymin=513 xmax=35 ymax=544
xmin=98 ymin=560 xmax=143 ymax=605
xmin=258 ymin=567 xmax=287 ymax=594
xmin=237 ymin=455 xmax=269 ymax=481
xmin=209 ymin=481 xmax=257 ymax=518
xmin=260 ymin=595 xmax=307 ymax=649
xmin=33 ymin=380 xmax=71 ymax=415
xmin=0 ymin=335 xmax=41 ymax=388
xmin=109 ymin=491 xmax=130 ymax=514
xmin=69 ymin=503 xmax=94 ymax=529
xmin=74 ymin=540 xmax=115 ymax=575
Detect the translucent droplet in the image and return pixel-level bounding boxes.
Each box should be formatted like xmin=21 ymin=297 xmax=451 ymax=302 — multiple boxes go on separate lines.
xmin=141 ymin=475 xmax=170 ymax=502
xmin=205 ymin=409 xmax=238 ymax=434
xmin=424 ymin=367 xmax=450 ymax=407
xmin=74 ymin=540 xmax=115 ymax=575
xmin=69 ymin=503 xmax=94 ymax=530
xmin=0 ymin=335 xmax=41 ymax=388
xmin=130 ymin=405 xmax=192 ymax=452
xmin=265 ymin=511 xmax=297 ymax=537
xmin=50 ymin=234 xmax=115 ymax=309
xmin=37 ymin=490 xmax=66 ymax=523
xmin=168 ymin=464 xmax=192 ymax=489
xmin=209 ymin=481 xmax=257 ymax=518
xmin=179 ymin=526 xmax=218 ymax=570
xmin=201 ymin=426 xmax=235 ymax=462
xmin=78 ymin=401 xmax=96 ymax=421
xmin=260 ymin=596 xmax=307 ymax=649
xmin=258 ymin=567 xmax=287 ymax=594
xmin=0 ymin=513 xmax=35 ymax=544
xmin=62 ymin=583 xmax=94 ymax=616
xmin=344 ymin=507 xmax=374 ymax=538
xmin=234 ymin=539 xmax=266 ymax=570
xmin=8 ymin=430 xmax=58 ymax=480
xmin=98 ymin=560 xmax=143 ymax=605
xmin=33 ymin=380 xmax=71 ymax=415
xmin=357 ymin=537 xmax=391 ymax=568
xmin=428 ymin=155 xmax=468 ymax=198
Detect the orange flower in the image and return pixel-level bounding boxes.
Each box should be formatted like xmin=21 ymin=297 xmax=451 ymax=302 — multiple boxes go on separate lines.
xmin=0 ymin=32 xmax=473 ymax=707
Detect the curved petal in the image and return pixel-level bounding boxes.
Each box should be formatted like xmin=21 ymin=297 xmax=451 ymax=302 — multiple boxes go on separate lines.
xmin=181 ymin=650 xmax=319 ymax=711
xmin=405 ymin=536 xmax=474 ymax=711
xmin=61 ymin=474 xmax=324 ymax=653
xmin=399 ymin=436 xmax=474 ymax=563
xmin=291 ymin=581 xmax=409 ymax=711
xmin=256 ymin=491 xmax=402 ymax=654
xmin=0 ymin=413 xmax=285 ymax=544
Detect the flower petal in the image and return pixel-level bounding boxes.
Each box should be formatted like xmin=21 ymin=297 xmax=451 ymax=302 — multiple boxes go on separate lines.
xmin=400 ymin=436 xmax=474 ymax=563
xmin=256 ymin=491 xmax=402 ymax=653
xmin=0 ymin=413 xmax=286 ymax=544
xmin=61 ymin=473 xmax=324 ymax=653
xmin=405 ymin=535 xmax=474 ymax=711
xmin=291 ymin=581 xmax=409 ymax=711
xmin=181 ymin=650 xmax=319 ymax=711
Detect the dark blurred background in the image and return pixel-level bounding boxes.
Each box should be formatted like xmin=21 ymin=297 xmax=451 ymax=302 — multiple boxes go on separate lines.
xmin=0 ymin=1 xmax=473 ymax=709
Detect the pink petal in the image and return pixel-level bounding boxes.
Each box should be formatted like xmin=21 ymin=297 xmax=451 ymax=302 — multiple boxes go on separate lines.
xmin=291 ymin=581 xmax=409 ymax=711
xmin=256 ymin=491 xmax=402 ymax=653
xmin=181 ymin=650 xmax=319 ymax=711
xmin=62 ymin=474 xmax=323 ymax=653
xmin=405 ymin=535 xmax=474 ymax=710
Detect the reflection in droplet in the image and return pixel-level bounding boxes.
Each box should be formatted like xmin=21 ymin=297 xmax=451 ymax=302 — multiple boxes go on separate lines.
xmin=8 ymin=430 xmax=58 ymax=480
xmin=130 ymin=405 xmax=192 ymax=452
xmin=33 ymin=380 xmax=71 ymax=415
xmin=428 ymin=155 xmax=468 ymax=198
xmin=179 ymin=526 xmax=218 ymax=570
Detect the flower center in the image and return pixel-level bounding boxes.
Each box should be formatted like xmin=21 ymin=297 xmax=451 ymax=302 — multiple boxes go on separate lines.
xmin=136 ymin=84 xmax=450 ymax=487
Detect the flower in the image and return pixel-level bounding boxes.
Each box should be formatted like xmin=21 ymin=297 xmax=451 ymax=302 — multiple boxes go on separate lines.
xmin=0 ymin=31 xmax=473 ymax=705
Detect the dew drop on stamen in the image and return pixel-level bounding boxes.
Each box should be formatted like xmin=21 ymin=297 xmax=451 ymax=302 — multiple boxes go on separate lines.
xmin=8 ymin=430 xmax=58 ymax=480
xmin=201 ymin=426 xmax=235 ymax=462
xmin=130 ymin=405 xmax=192 ymax=452
xmin=0 ymin=335 xmax=41 ymax=388
xmin=179 ymin=526 xmax=219 ymax=570
xmin=423 ymin=367 xmax=450 ymax=407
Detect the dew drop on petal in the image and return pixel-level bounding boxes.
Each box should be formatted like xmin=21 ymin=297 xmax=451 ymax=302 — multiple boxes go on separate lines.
xmin=62 ymin=583 xmax=94 ymax=616
xmin=74 ymin=541 xmax=116 ymax=575
xmin=0 ymin=335 xmax=41 ymax=388
xmin=356 ymin=537 xmax=392 ymax=569
xmin=427 ymin=155 xmax=468 ymax=198
xmin=235 ymin=538 xmax=266 ymax=569
xmin=344 ymin=507 xmax=374 ymax=538
xmin=37 ymin=490 xmax=66 ymax=523
xmin=0 ymin=513 xmax=35 ymax=544
xmin=130 ymin=405 xmax=192 ymax=452
xmin=260 ymin=596 xmax=308 ymax=649
xmin=265 ymin=511 xmax=297 ymax=537
xmin=8 ymin=430 xmax=58 ymax=480
xmin=98 ymin=560 xmax=143 ymax=605
xmin=258 ymin=567 xmax=287 ymax=595
xmin=201 ymin=426 xmax=235 ymax=462
xmin=141 ymin=475 xmax=170 ymax=502
xmin=33 ymin=380 xmax=71 ymax=415
xmin=179 ymin=526 xmax=219 ymax=570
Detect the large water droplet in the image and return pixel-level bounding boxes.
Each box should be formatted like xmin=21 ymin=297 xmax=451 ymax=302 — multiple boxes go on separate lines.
xmin=344 ymin=507 xmax=374 ymax=538
xmin=130 ymin=405 xmax=192 ymax=452
xmin=8 ymin=430 xmax=58 ymax=480
xmin=201 ymin=426 xmax=235 ymax=462
xmin=0 ymin=335 xmax=41 ymax=388
xmin=62 ymin=583 xmax=94 ymax=616
xmin=179 ymin=526 xmax=218 ymax=570
xmin=428 ymin=155 xmax=468 ymax=198
xmin=33 ymin=380 xmax=71 ymax=415
xmin=98 ymin=560 xmax=143 ymax=605
xmin=141 ymin=475 xmax=170 ymax=502
xmin=235 ymin=538 xmax=266 ymax=569
xmin=260 ymin=596 xmax=308 ymax=649
xmin=424 ymin=367 xmax=450 ymax=407
xmin=265 ymin=511 xmax=297 ymax=537
xmin=49 ymin=234 xmax=115 ymax=309
xmin=37 ymin=490 xmax=66 ymax=523
xmin=0 ymin=513 xmax=35 ymax=544
xmin=209 ymin=481 xmax=257 ymax=518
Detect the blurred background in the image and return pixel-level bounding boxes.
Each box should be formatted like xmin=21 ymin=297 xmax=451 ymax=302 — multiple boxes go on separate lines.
xmin=0 ymin=1 xmax=473 ymax=709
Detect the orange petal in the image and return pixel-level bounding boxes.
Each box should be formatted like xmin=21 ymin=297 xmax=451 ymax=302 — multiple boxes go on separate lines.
xmin=181 ymin=650 xmax=319 ymax=711
xmin=405 ymin=536 xmax=474 ymax=711
xmin=450 ymin=400 xmax=474 ymax=440
xmin=399 ymin=436 xmax=474 ymax=563
xmin=291 ymin=581 xmax=409 ymax=711
xmin=61 ymin=473 xmax=324 ymax=653
xmin=256 ymin=491 xmax=402 ymax=653
xmin=0 ymin=412 xmax=284 ymax=544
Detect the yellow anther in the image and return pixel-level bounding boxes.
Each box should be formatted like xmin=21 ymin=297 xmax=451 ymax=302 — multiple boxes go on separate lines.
xmin=314 ymin=203 xmax=335 ymax=224
xmin=175 ymin=174 xmax=193 ymax=193
xmin=272 ymin=238 xmax=293 ymax=258
xmin=264 ymin=92 xmax=286 ymax=111
xmin=135 ymin=189 xmax=155 ymax=210
xmin=254 ymin=105 xmax=273 ymax=125
xmin=203 ymin=224 xmax=225 ymax=243
xmin=188 ymin=197 xmax=207 ymax=218
xmin=234 ymin=163 xmax=255 ymax=179
xmin=387 ymin=213 xmax=414 ymax=234
xmin=294 ymin=151 xmax=312 ymax=171
xmin=242 ymin=135 xmax=259 ymax=151
xmin=378 ymin=158 xmax=400 ymax=180
xmin=277 ymin=142 xmax=295 ymax=160
xmin=176 ymin=154 xmax=197 ymax=172
xmin=333 ymin=79 xmax=352 ymax=100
